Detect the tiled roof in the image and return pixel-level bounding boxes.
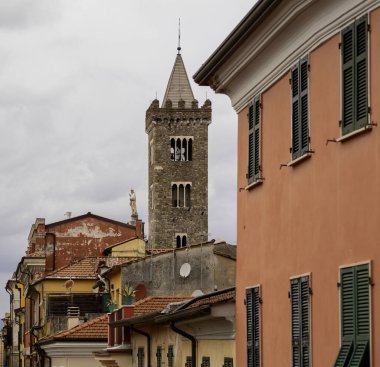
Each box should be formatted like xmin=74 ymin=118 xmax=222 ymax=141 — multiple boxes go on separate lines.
xmin=180 ymin=288 xmax=235 ymax=310
xmin=50 ymin=314 xmax=108 ymax=340
xmin=162 ymin=54 xmax=195 ymax=107
xmin=46 ymin=257 xmax=136 ymax=279
xmin=134 ymin=296 xmax=189 ymax=316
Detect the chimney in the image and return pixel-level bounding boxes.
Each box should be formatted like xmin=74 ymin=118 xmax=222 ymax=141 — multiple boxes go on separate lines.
xmin=64 ymin=212 xmax=72 ymax=220
xmin=67 ymin=306 xmax=80 ymax=329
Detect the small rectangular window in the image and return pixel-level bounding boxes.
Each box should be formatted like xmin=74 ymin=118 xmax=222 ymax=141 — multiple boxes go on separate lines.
xmin=223 ymin=357 xmax=233 ymax=367
xmin=156 ymin=346 xmax=162 ymax=367
xmin=291 ymin=56 xmax=309 ymax=160
xmin=167 ymin=345 xmax=174 ymax=367
xmin=185 ymin=356 xmax=193 ymax=367
xmin=201 ymin=356 xmax=210 ymax=367
xmin=248 ymin=96 xmax=261 ymax=184
xmin=246 ymin=286 xmax=261 ymax=367
xmin=290 ymin=275 xmax=311 ymax=367
xmin=341 ymin=15 xmax=368 ymax=135
xmin=137 ymin=347 xmax=144 ymax=367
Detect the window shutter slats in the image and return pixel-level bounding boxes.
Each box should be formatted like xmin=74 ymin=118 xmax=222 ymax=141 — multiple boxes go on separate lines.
xmin=246 ymin=289 xmax=253 ymax=367
xmin=248 ymin=96 xmax=261 ymax=184
xmin=290 ymin=279 xmax=301 ymax=367
xmin=300 ymin=58 xmax=309 ymax=155
xmin=355 ymin=264 xmax=369 ymax=338
xmin=291 ymin=276 xmax=310 ymax=367
xmin=342 ymin=24 xmax=355 ymax=135
xmin=355 ymin=17 xmax=368 ymax=128
xmin=341 ymin=267 xmax=355 ymax=341
xmin=333 ymin=340 xmax=354 ymax=367
xmin=349 ymin=340 xmax=369 ymax=367
xmin=292 ymin=65 xmax=300 ymax=159
xmin=246 ymin=286 xmax=260 ymax=367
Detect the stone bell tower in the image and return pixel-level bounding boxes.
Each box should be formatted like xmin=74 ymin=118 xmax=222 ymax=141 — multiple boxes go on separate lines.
xmin=146 ymin=47 xmax=212 ymax=249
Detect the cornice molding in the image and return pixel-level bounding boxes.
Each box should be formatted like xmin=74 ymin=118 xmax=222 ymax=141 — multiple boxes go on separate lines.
xmin=206 ymin=0 xmax=380 ymax=113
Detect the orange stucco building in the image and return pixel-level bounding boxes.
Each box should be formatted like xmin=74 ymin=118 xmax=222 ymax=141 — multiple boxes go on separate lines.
xmin=195 ymin=0 xmax=380 ymax=366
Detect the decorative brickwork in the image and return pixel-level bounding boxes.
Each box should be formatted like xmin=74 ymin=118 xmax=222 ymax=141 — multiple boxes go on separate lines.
xmin=146 ymin=53 xmax=211 ymax=248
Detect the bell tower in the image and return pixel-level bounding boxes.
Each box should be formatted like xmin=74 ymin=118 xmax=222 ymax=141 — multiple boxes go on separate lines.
xmin=146 ymin=47 xmax=212 ymax=248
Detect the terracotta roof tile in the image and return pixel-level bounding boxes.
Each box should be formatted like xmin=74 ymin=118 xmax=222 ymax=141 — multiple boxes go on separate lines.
xmin=51 ymin=314 xmax=108 ymax=340
xmin=46 ymin=257 xmax=136 ymax=279
xmin=134 ymin=296 xmax=189 ymax=316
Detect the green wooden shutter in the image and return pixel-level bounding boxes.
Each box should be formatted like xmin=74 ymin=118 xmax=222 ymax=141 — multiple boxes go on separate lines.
xmin=246 ymin=288 xmax=254 ymax=367
xmin=290 ymin=276 xmax=310 ymax=367
xmin=248 ymin=96 xmax=261 ymax=184
xmin=355 ymin=16 xmax=368 ymax=129
xmin=292 ymin=64 xmax=300 ymax=159
xmin=300 ymin=277 xmax=310 ymax=367
xmin=342 ymin=16 xmax=368 ymax=135
xmin=300 ymin=57 xmax=309 ymax=156
xmin=253 ymin=287 xmax=261 ymax=367
xmin=247 ymin=286 xmax=260 ymax=367
xmin=334 ymin=264 xmax=370 ymax=367
xmin=341 ymin=23 xmax=355 ymax=135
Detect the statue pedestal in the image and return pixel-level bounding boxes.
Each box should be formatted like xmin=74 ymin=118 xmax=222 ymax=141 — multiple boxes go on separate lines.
xmin=129 ymin=214 xmax=138 ymax=225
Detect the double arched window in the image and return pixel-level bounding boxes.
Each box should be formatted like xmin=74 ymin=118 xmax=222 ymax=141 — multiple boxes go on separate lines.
xmin=170 ymin=137 xmax=193 ymax=161
xmin=172 ymin=183 xmax=191 ymax=208
xmin=176 ymin=234 xmax=187 ymax=248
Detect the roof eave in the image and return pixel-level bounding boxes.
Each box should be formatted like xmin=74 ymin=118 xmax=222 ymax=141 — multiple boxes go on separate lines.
xmin=193 ymin=0 xmax=281 ymax=87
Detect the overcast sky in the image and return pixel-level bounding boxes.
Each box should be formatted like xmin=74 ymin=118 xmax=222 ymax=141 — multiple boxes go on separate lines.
xmin=0 ymin=0 xmax=254 ymax=316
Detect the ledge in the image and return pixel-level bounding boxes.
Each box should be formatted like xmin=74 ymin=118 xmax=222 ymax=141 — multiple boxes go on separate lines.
xmin=336 ymin=125 xmax=372 ymax=142
xmin=287 ymin=152 xmax=312 ymax=167
xmin=245 ymin=178 xmax=264 ymax=191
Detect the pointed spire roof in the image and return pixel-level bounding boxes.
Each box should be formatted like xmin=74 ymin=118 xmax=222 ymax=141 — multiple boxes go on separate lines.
xmin=162 ymin=53 xmax=195 ymax=108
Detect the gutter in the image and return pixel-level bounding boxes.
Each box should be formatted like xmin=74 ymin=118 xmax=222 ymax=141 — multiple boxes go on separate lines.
xmin=193 ymin=0 xmax=281 ymax=86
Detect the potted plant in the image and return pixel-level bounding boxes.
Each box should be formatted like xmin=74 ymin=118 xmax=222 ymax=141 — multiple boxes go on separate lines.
xmin=123 ymin=283 xmax=136 ymax=305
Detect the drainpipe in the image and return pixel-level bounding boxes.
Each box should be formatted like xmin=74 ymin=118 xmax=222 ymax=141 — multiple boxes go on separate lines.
xmin=130 ymin=326 xmax=151 ymax=367
xmin=170 ymin=321 xmax=196 ymax=367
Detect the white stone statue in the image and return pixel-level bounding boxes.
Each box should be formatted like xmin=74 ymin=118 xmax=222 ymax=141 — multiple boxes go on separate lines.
xmin=129 ymin=189 xmax=138 ymax=217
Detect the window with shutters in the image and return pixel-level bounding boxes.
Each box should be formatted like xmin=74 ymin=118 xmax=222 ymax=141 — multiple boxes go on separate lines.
xmin=290 ymin=275 xmax=311 ymax=367
xmin=223 ymin=357 xmax=234 ymax=367
xmin=341 ymin=16 xmax=369 ymax=135
xmin=185 ymin=356 xmax=192 ymax=367
xmin=167 ymin=345 xmax=174 ymax=367
xmin=156 ymin=346 xmax=162 ymax=367
xmin=291 ymin=56 xmax=309 ymax=160
xmin=334 ymin=263 xmax=370 ymax=367
xmin=246 ymin=286 xmax=261 ymax=367
xmin=137 ymin=347 xmax=145 ymax=367
xmin=201 ymin=356 xmax=210 ymax=367
xmin=247 ymin=95 xmax=262 ymax=184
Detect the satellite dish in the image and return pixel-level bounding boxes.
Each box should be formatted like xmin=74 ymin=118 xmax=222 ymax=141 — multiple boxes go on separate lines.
xmin=179 ymin=263 xmax=191 ymax=278
xmin=64 ymin=279 xmax=74 ymax=290
xmin=191 ymin=289 xmax=204 ymax=297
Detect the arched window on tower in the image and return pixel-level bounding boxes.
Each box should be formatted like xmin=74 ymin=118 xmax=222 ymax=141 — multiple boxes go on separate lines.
xmin=185 ymin=184 xmax=191 ymax=208
xmin=182 ymin=235 xmax=187 ymax=247
xmin=176 ymin=139 xmax=181 ymax=161
xmin=172 ymin=184 xmax=178 ymax=207
xmin=176 ymin=236 xmax=181 ymax=248
xmin=170 ymin=137 xmax=193 ymax=161
xmin=178 ymin=184 xmax=184 ymax=207
xmin=175 ymin=234 xmax=187 ymax=248
xmin=170 ymin=138 xmax=175 ymax=161
xmin=188 ymin=139 xmax=192 ymax=161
